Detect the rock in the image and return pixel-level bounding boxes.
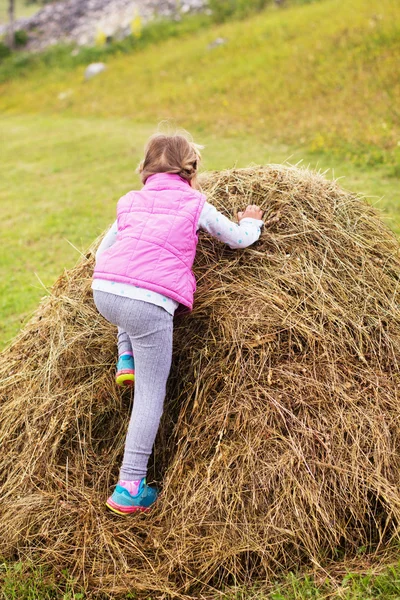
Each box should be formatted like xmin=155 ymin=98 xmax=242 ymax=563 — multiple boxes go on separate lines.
xmin=58 ymin=89 xmax=73 ymax=100
xmin=3 ymin=0 xmax=208 ymax=52
xmin=208 ymin=37 xmax=227 ymax=50
xmin=84 ymin=62 xmax=106 ymax=80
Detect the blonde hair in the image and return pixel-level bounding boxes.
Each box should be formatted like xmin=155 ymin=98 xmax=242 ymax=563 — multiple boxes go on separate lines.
xmin=138 ymin=133 xmax=203 ymax=189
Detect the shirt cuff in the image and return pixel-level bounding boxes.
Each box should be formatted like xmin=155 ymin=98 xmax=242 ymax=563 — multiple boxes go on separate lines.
xmin=239 ymin=218 xmax=264 ymax=227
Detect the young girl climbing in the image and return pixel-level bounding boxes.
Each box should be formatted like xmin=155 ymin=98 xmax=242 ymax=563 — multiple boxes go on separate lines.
xmin=92 ymin=133 xmax=264 ymax=515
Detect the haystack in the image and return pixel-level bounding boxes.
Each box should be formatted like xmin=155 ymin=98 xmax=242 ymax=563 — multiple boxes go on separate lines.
xmin=1 ymin=166 xmax=400 ymax=598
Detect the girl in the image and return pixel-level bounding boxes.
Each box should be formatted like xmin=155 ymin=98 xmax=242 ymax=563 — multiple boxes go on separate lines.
xmin=92 ymin=133 xmax=264 ymax=515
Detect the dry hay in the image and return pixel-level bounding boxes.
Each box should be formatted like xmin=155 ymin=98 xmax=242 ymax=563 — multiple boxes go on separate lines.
xmin=1 ymin=165 xmax=400 ymax=598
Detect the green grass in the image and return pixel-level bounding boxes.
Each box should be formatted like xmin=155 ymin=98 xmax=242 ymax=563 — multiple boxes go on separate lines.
xmin=0 ymin=561 xmax=84 ymax=599
xmin=3 ymin=560 xmax=400 ymax=599
xmin=267 ymin=565 xmax=400 ymax=599
xmin=1 ymin=0 xmax=399 ymax=171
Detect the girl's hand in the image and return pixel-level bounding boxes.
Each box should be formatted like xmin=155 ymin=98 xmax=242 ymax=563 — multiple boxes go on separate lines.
xmin=237 ymin=204 xmax=264 ymax=222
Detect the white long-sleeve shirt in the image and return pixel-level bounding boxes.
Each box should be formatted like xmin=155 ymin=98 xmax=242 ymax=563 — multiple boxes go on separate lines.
xmin=92 ymin=201 xmax=263 ymax=314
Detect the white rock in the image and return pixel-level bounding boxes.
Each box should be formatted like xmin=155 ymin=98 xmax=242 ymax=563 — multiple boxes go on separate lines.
xmin=84 ymin=62 xmax=106 ymax=80
xmin=58 ymin=89 xmax=73 ymax=100
xmin=8 ymin=0 xmax=208 ymax=51
xmin=208 ymin=37 xmax=226 ymax=50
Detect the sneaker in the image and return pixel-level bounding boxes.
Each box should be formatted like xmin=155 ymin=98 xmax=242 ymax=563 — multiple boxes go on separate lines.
xmin=106 ymin=478 xmax=158 ymax=515
xmin=116 ymin=354 xmax=135 ymax=387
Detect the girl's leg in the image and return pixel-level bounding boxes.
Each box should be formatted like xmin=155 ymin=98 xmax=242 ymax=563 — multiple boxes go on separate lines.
xmin=119 ymin=305 xmax=173 ymax=480
xmin=116 ymin=327 xmax=135 ymax=387
xmin=117 ymin=327 xmax=133 ymax=356
xmin=93 ymin=291 xmax=173 ymax=480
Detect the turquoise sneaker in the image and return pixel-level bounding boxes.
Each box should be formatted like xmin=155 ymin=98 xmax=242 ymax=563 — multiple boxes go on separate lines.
xmin=116 ymin=354 xmax=135 ymax=387
xmin=106 ymin=478 xmax=158 ymax=515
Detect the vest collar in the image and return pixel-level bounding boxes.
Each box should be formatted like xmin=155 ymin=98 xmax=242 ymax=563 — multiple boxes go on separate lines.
xmin=144 ymin=173 xmax=191 ymax=190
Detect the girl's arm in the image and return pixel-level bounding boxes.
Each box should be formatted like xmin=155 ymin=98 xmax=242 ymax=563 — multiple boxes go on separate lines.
xmin=198 ymin=202 xmax=263 ymax=249
xmin=95 ymin=220 xmax=118 ymax=260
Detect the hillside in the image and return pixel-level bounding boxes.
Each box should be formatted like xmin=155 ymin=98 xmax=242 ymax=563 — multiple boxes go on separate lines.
xmin=1 ymin=0 xmax=399 ymax=169
xmin=0 ymin=0 xmax=205 ymax=50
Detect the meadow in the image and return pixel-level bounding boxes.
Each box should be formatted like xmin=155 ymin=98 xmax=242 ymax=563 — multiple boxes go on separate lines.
xmin=0 ymin=0 xmax=400 ymax=597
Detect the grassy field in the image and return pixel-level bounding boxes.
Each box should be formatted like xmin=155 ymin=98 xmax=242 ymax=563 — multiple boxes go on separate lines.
xmin=1 ymin=0 xmax=400 ymax=597
xmin=1 ymin=0 xmax=399 ymax=170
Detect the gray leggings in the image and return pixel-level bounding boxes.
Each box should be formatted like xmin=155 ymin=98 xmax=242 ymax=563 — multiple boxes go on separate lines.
xmin=93 ymin=291 xmax=173 ymax=480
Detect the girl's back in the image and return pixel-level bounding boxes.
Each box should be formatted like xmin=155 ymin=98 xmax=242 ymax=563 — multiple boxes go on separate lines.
xmin=94 ymin=172 xmax=206 ymax=309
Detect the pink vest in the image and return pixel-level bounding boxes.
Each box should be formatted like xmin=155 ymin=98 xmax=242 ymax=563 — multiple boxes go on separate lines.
xmin=93 ymin=173 xmax=206 ymax=310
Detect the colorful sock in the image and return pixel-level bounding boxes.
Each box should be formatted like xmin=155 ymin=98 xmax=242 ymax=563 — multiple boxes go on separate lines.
xmin=120 ymin=352 xmax=133 ymax=357
xmin=118 ymin=479 xmax=142 ymax=496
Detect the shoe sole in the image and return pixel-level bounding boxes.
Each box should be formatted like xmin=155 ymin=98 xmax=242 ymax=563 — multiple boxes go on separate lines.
xmin=106 ymin=499 xmax=150 ymax=516
xmin=116 ymin=371 xmax=135 ymax=387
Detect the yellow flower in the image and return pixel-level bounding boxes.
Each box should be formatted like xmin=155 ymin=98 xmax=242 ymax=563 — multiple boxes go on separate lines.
xmin=95 ymin=27 xmax=107 ymax=46
xmin=131 ymin=14 xmax=142 ymax=38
